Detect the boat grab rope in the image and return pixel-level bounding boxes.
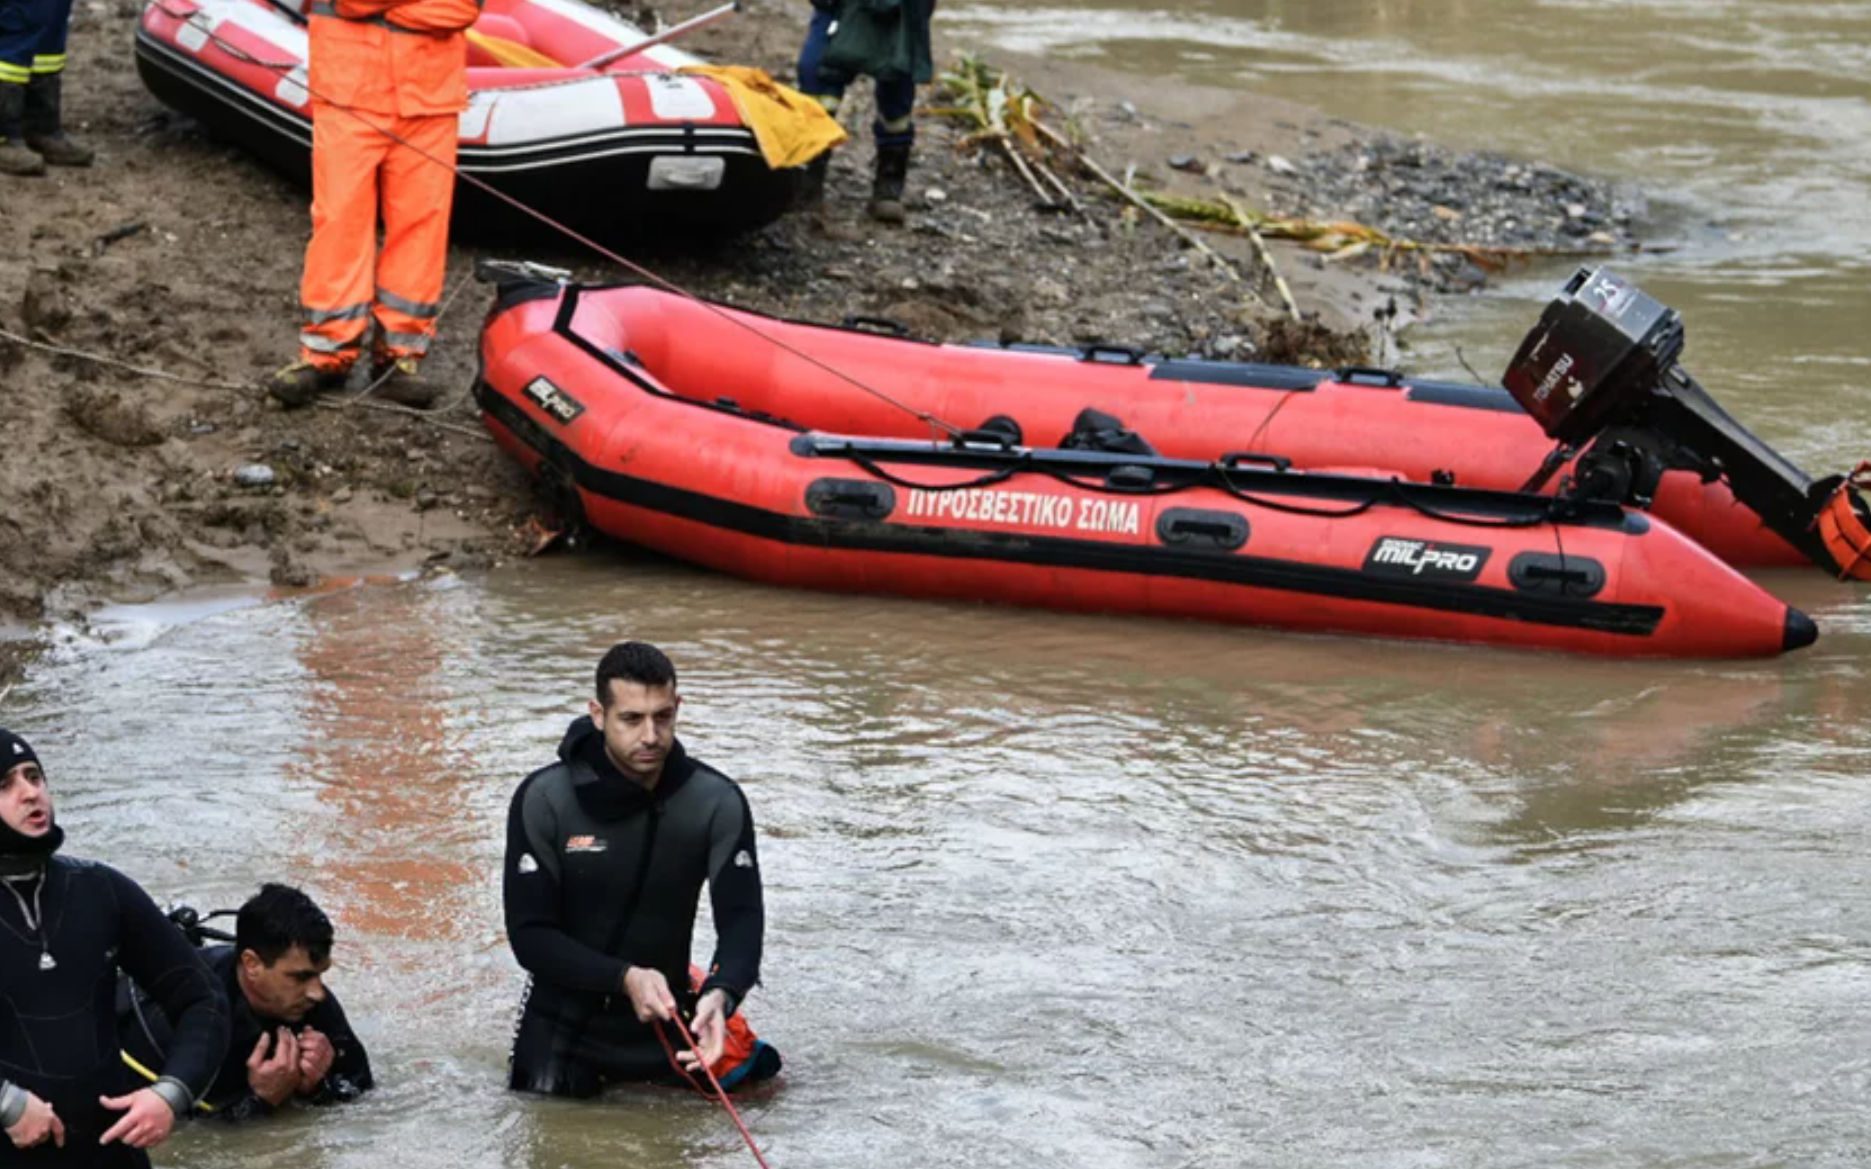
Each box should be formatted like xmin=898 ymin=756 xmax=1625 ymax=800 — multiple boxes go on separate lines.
xmin=146 ymin=0 xmax=968 ymax=441
xmin=1214 ymin=467 xmax=1555 ymax=527
xmin=848 ymin=454 xmax=1022 ymax=493
xmin=1384 ymin=483 xmax=1565 ymax=530
xmin=1211 ymin=466 xmax=1381 ymax=519
xmin=835 ymin=444 xmax=1575 ymax=532
xmin=652 ymin=1014 xmax=774 ymax=1169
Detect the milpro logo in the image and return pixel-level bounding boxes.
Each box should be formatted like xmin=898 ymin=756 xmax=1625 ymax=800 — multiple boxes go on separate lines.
xmin=1364 ymin=537 xmax=1492 ymax=582
xmin=523 ymin=376 xmax=586 ymax=425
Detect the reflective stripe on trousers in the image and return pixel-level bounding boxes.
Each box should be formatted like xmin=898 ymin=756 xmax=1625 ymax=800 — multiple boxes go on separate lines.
xmin=377 ymin=329 xmax=431 ymax=355
xmin=0 ymin=0 xmax=74 ymax=80
xmin=299 ymin=331 xmax=360 ymax=356
xmin=375 ymin=288 xmax=439 ymax=318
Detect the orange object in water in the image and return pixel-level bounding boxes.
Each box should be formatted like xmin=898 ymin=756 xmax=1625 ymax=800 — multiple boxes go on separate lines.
xmin=685 ymin=965 xmax=770 ymax=1086
xmin=297 ymin=0 xmax=472 ymax=369
xmin=1816 ymin=463 xmax=1871 ymax=581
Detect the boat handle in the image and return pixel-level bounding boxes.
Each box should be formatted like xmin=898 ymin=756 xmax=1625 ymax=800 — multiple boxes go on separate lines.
xmin=841 ymin=315 xmax=912 ymax=337
xmin=1219 ymin=451 xmax=1294 ymax=472
xmin=1156 ymin=508 xmax=1250 ymax=551
xmin=806 ymin=478 xmax=897 ymax=520
xmin=1081 ymin=344 xmax=1146 ymax=366
xmin=1508 ymin=551 xmax=1605 ymax=597
xmin=1336 ymin=366 xmax=1405 ymax=388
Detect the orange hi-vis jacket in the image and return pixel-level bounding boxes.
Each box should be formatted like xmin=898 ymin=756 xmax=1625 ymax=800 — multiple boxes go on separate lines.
xmin=297 ymin=0 xmax=476 ymax=369
xmin=307 ymin=0 xmax=475 ymax=115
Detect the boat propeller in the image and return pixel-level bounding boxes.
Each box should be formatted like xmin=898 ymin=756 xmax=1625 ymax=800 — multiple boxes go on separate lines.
xmin=1502 ymin=266 xmax=1871 ymax=580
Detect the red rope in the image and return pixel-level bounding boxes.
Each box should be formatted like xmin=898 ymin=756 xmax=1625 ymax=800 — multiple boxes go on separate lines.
xmin=654 ymin=1013 xmax=774 ymax=1169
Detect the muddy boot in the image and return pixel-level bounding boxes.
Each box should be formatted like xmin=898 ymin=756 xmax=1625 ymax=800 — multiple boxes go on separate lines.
xmin=372 ymin=356 xmax=440 ymax=410
xmin=0 ymin=83 xmax=46 ymax=177
xmin=23 ymin=73 xmax=93 ymax=168
xmin=867 ymin=142 xmax=910 ymax=225
xmin=800 ymin=151 xmax=860 ymax=240
xmin=266 ymin=360 xmax=349 ymax=409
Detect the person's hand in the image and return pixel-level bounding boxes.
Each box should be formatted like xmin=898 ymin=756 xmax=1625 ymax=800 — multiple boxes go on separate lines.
xmin=678 ymin=989 xmax=730 ymax=1072
xmin=246 ymin=1028 xmax=303 ymax=1107
xmin=296 ymin=1027 xmax=335 ymax=1094
xmin=96 ymin=1088 xmax=175 ymax=1149
xmin=4 ymin=1092 xmax=64 ymax=1149
xmin=621 ymin=965 xmax=678 ymax=1023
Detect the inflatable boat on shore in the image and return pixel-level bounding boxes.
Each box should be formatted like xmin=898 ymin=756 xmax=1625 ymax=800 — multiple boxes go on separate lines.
xmin=476 ymin=284 xmax=1801 ymax=568
xmin=473 ymin=270 xmax=1820 ymax=658
xmin=135 ymin=0 xmax=797 ymax=238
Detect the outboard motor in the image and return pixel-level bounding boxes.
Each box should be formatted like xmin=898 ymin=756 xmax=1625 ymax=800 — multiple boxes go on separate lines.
xmin=1503 ymin=266 xmax=1871 ymax=580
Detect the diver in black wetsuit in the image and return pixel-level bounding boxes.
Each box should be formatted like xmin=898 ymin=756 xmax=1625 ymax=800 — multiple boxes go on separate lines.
xmin=0 ymin=728 xmax=229 ymax=1166
xmin=119 ymin=883 xmax=373 ymax=1121
xmin=504 ymin=641 xmax=779 ymax=1096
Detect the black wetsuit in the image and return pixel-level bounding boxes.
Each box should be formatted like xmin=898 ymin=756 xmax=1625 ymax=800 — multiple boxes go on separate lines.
xmin=0 ymin=858 xmax=228 ymax=1167
xmin=504 ymin=719 xmax=766 ymax=1096
xmin=118 ymin=944 xmax=373 ymax=1121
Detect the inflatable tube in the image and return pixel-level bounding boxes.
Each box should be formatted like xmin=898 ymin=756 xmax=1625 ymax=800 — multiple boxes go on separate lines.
xmin=530 ymin=287 xmax=1803 ymax=568
xmin=134 ymin=0 xmax=796 ymax=239
xmin=474 ymin=281 xmax=1816 ymax=657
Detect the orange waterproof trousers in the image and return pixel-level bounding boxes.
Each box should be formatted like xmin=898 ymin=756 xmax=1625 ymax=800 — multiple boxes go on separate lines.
xmin=298 ymin=103 xmax=457 ymax=371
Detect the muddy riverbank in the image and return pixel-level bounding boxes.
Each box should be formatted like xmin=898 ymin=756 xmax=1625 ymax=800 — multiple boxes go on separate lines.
xmin=0 ymin=0 xmax=1640 ymax=645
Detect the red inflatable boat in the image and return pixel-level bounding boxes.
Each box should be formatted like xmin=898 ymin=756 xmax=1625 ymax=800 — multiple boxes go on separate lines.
xmin=511 ymin=286 xmax=1797 ymax=568
xmin=474 ymin=276 xmax=1816 ymax=657
xmin=135 ymin=0 xmax=797 ymax=238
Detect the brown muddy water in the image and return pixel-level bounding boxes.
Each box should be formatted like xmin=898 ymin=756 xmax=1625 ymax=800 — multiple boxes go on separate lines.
xmin=6 ymin=3 xmax=1871 ymax=1167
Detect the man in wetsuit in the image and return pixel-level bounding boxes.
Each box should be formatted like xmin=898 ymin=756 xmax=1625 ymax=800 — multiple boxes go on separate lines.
xmin=119 ymin=883 xmax=373 ymax=1120
xmin=504 ymin=641 xmax=779 ymax=1096
xmin=0 ymin=728 xmax=229 ymax=1165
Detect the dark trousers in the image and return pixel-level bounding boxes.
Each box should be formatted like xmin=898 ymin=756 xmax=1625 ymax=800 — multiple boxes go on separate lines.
xmin=508 ymin=983 xmax=688 ymax=1097
xmin=796 ymin=4 xmax=916 ymax=148
xmin=0 ymin=0 xmax=72 ymax=84
xmin=507 ymin=982 xmax=781 ymax=1098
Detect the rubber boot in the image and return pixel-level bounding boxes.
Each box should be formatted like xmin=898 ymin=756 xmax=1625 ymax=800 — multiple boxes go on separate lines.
xmin=371 ymin=356 xmax=440 ymax=410
xmin=266 ymin=360 xmax=350 ymax=409
xmin=868 ymin=142 xmax=910 ymax=225
xmin=796 ymin=149 xmax=831 ymax=211
xmin=23 ymin=72 xmax=94 ymax=167
xmin=0 ymin=83 xmax=46 ymax=176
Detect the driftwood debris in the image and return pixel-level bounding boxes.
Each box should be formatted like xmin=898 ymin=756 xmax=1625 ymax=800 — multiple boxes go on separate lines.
xmin=933 ymin=56 xmax=1626 ymax=321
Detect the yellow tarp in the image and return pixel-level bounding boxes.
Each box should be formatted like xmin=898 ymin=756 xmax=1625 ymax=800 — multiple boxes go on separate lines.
xmin=456 ymin=45 xmax=845 ymax=169
xmin=465 ymin=28 xmax=563 ymax=69
xmin=679 ymin=64 xmax=848 ymax=170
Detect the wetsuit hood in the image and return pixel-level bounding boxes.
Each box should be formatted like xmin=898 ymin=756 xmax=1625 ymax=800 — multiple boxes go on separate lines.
xmin=557 ymin=716 xmax=693 ymax=821
xmin=0 ymin=819 xmax=62 ymax=877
